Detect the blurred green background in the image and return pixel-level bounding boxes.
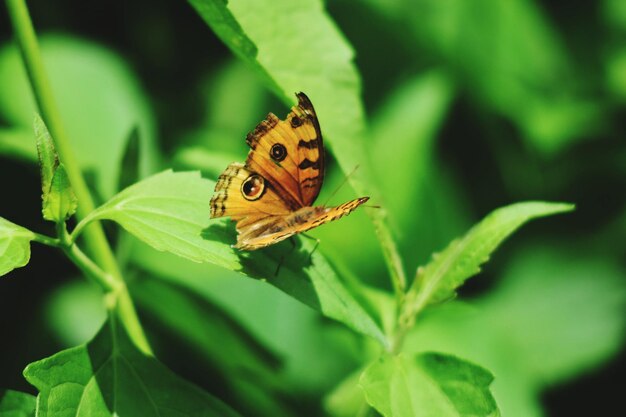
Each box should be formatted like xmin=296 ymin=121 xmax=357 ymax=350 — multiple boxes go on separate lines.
xmin=0 ymin=0 xmax=625 ymax=416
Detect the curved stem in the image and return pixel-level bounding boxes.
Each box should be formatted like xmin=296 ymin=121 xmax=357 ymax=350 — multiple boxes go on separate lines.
xmin=6 ymin=0 xmax=151 ymax=354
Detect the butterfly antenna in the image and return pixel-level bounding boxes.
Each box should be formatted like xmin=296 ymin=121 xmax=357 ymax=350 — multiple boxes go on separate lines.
xmin=322 ymin=165 xmax=360 ymax=207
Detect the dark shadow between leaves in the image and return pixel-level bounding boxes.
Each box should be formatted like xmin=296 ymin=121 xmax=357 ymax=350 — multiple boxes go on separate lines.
xmin=200 ymin=223 xmax=323 ymax=313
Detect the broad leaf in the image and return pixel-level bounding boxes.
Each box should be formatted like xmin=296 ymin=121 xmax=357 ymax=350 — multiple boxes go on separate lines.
xmin=410 ymin=202 xmax=574 ymax=308
xmin=129 ymin=240 xmax=376 ymax=392
xmin=0 ymin=390 xmax=36 ymax=417
xmin=188 ymin=0 xmax=407 ymax=291
xmin=83 ymin=171 xmax=385 ymax=343
xmin=76 ymin=170 xmax=239 ymax=269
xmin=360 ymin=353 xmax=499 ymax=417
xmin=0 ymin=218 xmax=35 ymax=277
xmin=23 ymin=316 xmax=241 ymax=417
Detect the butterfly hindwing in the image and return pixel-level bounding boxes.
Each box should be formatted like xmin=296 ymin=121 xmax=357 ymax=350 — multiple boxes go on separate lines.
xmin=245 ymin=93 xmax=324 ymax=208
xmin=210 ymin=162 xmax=291 ymax=223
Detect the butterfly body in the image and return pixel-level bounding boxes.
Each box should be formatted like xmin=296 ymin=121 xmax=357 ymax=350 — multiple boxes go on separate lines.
xmin=210 ymin=93 xmax=368 ymax=250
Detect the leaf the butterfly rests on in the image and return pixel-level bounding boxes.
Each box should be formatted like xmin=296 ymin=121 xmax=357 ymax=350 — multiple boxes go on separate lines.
xmin=210 ymin=93 xmax=369 ymax=250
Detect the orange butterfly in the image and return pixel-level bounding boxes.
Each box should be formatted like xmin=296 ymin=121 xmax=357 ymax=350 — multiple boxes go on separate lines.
xmin=210 ymin=92 xmax=369 ymax=250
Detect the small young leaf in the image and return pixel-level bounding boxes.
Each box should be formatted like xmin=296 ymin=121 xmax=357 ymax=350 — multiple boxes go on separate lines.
xmin=0 ymin=217 xmax=35 ymax=277
xmin=360 ymin=353 xmax=499 ymax=417
xmin=34 ymin=113 xmax=58 ymax=200
xmin=0 ymin=390 xmax=36 ymax=417
xmin=23 ymin=316 xmax=242 ymax=417
xmin=42 ymin=163 xmax=78 ymax=222
xmin=410 ymin=202 xmax=574 ymax=309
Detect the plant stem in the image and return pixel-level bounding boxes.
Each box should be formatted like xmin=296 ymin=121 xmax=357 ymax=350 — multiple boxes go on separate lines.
xmin=31 ymin=232 xmax=59 ymax=247
xmin=6 ymin=0 xmax=151 ymax=354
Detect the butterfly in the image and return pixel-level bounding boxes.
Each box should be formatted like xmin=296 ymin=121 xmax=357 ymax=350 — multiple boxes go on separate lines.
xmin=210 ymin=92 xmax=369 ymax=250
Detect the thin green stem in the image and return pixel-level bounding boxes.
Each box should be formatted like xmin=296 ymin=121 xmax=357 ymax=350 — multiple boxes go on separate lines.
xmin=31 ymin=232 xmax=60 ymax=247
xmin=63 ymin=243 xmax=120 ymax=293
xmin=6 ymin=0 xmax=151 ymax=354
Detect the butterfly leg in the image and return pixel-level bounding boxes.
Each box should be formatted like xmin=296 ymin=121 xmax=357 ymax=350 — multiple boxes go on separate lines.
xmin=301 ymin=233 xmax=321 ymax=263
xmin=274 ymin=237 xmax=298 ymax=276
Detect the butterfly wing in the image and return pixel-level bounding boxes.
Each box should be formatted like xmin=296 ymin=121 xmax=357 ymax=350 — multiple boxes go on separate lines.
xmin=235 ymin=197 xmax=370 ymax=250
xmin=210 ymin=163 xmax=293 ymax=242
xmin=244 ymin=92 xmax=324 ymax=208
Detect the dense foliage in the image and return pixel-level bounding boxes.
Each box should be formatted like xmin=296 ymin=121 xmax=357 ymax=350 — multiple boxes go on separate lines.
xmin=1 ymin=0 xmax=624 ymax=416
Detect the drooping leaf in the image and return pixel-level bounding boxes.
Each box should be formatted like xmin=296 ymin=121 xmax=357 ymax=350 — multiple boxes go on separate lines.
xmin=188 ymin=0 xmax=407 ymax=292
xmin=81 ymin=171 xmax=386 ymax=344
xmin=360 ymin=353 xmax=499 ymax=417
xmin=130 ymin=274 xmax=295 ymax=417
xmin=0 ymin=34 xmax=158 ymax=198
xmin=23 ymin=316 xmax=242 ymax=417
xmin=0 ymin=217 xmax=35 ymax=277
xmin=129 ymin=239 xmax=373 ymax=393
xmin=409 ymin=202 xmax=574 ymax=309
xmin=0 ymin=390 xmax=36 ymax=417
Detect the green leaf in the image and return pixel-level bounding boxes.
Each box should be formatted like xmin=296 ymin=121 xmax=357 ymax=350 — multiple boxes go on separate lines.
xmin=34 ymin=113 xmax=58 ymax=202
xmin=410 ymin=202 xmax=574 ymax=308
xmin=82 ymin=171 xmax=385 ymax=343
xmin=77 ymin=170 xmax=239 ymax=269
xmin=360 ymin=353 xmax=499 ymax=417
xmin=324 ymin=368 xmax=368 ymax=417
xmin=44 ymin=280 xmax=107 ymax=346
xmin=130 ymin=274 xmax=292 ymax=417
xmin=23 ymin=316 xmax=241 ymax=417
xmin=403 ymin=248 xmax=626 ymax=417
xmin=361 ymin=0 xmax=601 ymax=154
xmin=0 ymin=390 xmax=36 ymax=417
xmin=0 ymin=217 xmax=35 ymax=277
xmin=188 ymin=0 xmax=407 ymax=292
xmin=34 ymin=115 xmax=78 ymax=222
xmin=0 ymin=34 xmax=158 ymax=198
xmin=129 ymin=237 xmax=383 ymax=381
xmin=42 ymin=163 xmax=78 ymax=222
xmin=130 ymin=274 xmax=281 ymax=382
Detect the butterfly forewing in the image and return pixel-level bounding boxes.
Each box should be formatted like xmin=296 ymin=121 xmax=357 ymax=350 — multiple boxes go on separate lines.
xmin=245 ymin=93 xmax=324 ymax=208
